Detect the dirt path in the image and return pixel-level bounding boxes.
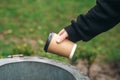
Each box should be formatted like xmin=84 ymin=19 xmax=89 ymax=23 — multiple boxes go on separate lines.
xmin=75 ymin=57 xmax=120 ymax=80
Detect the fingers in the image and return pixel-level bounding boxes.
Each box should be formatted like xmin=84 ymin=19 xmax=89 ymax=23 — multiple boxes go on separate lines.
xmin=56 ymin=29 xmax=68 ymax=43
xmin=57 ymin=33 xmax=66 ymax=43
xmin=58 ymin=29 xmax=65 ymax=36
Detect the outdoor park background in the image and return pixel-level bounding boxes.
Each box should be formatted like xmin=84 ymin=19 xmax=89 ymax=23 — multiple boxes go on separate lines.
xmin=0 ymin=0 xmax=120 ymax=80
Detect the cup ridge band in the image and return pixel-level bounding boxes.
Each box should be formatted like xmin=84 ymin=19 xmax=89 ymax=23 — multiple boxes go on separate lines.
xmin=44 ymin=32 xmax=54 ymax=52
xmin=69 ymin=44 xmax=77 ymax=59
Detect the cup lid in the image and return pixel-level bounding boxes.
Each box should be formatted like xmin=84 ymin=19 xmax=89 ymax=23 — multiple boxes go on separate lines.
xmin=44 ymin=32 xmax=54 ymax=52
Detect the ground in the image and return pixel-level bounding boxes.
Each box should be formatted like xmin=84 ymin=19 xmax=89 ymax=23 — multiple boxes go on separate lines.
xmin=0 ymin=0 xmax=120 ymax=80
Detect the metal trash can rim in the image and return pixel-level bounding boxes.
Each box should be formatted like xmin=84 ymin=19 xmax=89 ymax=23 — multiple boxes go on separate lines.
xmin=0 ymin=56 xmax=89 ymax=80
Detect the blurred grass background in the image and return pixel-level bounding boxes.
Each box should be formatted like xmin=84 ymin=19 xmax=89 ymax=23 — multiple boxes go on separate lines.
xmin=0 ymin=0 xmax=120 ymax=63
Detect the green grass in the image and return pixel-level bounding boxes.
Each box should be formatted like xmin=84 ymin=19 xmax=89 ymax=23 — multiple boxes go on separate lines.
xmin=0 ymin=0 xmax=119 ymax=63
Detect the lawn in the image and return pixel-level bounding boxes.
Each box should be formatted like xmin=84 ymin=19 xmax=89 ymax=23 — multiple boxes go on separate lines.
xmin=0 ymin=0 xmax=120 ymax=63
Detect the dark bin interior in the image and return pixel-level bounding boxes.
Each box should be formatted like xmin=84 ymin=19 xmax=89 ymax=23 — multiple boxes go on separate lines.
xmin=0 ymin=61 xmax=76 ymax=80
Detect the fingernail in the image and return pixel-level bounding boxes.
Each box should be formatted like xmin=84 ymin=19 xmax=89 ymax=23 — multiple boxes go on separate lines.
xmin=57 ymin=38 xmax=60 ymax=43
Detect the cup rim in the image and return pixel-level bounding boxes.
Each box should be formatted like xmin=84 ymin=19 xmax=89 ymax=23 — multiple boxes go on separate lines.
xmin=44 ymin=32 xmax=54 ymax=52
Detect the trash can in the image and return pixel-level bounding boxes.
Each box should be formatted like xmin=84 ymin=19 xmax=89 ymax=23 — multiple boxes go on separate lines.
xmin=0 ymin=57 xmax=89 ymax=80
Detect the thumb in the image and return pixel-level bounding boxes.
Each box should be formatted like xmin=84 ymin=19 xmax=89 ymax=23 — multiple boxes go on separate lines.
xmin=56 ymin=30 xmax=68 ymax=43
xmin=57 ymin=34 xmax=66 ymax=43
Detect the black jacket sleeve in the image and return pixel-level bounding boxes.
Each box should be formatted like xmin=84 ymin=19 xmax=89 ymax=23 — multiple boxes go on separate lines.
xmin=65 ymin=0 xmax=120 ymax=42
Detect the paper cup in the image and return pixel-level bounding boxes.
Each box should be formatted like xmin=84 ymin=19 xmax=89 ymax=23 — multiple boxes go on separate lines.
xmin=44 ymin=32 xmax=77 ymax=59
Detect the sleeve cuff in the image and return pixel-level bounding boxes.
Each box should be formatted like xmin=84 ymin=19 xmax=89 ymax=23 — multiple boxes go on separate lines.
xmin=64 ymin=24 xmax=82 ymax=43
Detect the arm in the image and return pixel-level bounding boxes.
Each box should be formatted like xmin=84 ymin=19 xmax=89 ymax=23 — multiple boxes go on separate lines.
xmin=59 ymin=0 xmax=120 ymax=43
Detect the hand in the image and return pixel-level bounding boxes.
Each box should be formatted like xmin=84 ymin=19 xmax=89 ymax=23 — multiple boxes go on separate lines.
xmin=56 ymin=29 xmax=68 ymax=43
